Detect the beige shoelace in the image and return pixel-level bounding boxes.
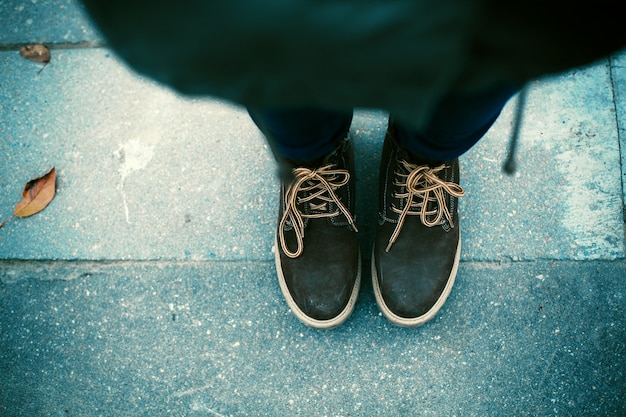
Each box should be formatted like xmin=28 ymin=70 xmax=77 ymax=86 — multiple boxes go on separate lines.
xmin=279 ymin=164 xmax=357 ymax=258
xmin=386 ymin=160 xmax=465 ymax=252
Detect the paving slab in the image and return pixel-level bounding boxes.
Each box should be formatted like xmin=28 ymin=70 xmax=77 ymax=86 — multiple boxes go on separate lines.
xmin=461 ymin=60 xmax=625 ymax=261
xmin=1 ymin=49 xmax=624 ymax=261
xmin=1 ymin=260 xmax=625 ymax=416
xmin=0 ymin=48 xmax=276 ymax=261
xmin=0 ymin=0 xmax=100 ymax=45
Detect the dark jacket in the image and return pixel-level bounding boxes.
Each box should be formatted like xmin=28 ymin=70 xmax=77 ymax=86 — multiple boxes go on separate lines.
xmin=82 ymin=0 xmax=626 ymax=130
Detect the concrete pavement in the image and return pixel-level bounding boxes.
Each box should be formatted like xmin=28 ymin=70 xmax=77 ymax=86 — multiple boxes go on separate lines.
xmin=1 ymin=1 xmax=625 ymax=416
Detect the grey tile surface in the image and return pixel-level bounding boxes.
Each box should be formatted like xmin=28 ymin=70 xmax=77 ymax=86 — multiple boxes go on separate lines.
xmin=0 ymin=0 xmax=100 ymax=45
xmin=2 ymin=49 xmax=624 ymax=261
xmin=462 ymin=62 xmax=625 ymax=261
xmin=0 ymin=262 xmax=626 ymax=416
xmin=1 ymin=260 xmax=624 ymax=416
xmin=1 ymin=49 xmax=276 ymax=261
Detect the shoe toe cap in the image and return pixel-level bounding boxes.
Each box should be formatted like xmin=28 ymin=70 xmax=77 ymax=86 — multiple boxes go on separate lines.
xmin=375 ymin=251 xmax=456 ymax=321
xmin=298 ymin=291 xmax=351 ymax=321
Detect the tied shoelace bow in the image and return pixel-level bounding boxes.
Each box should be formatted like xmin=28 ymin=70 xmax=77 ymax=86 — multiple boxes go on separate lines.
xmin=279 ymin=164 xmax=358 ymax=259
xmin=386 ymin=160 xmax=465 ymax=252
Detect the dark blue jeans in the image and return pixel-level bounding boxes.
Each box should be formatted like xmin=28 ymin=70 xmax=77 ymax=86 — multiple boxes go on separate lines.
xmin=248 ymin=84 xmax=518 ymax=163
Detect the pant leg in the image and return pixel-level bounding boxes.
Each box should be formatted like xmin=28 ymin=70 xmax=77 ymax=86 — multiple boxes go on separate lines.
xmin=248 ymin=108 xmax=353 ymax=164
xmin=393 ymin=84 xmax=519 ymax=162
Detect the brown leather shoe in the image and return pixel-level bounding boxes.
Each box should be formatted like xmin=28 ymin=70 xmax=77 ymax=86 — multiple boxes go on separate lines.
xmin=276 ymin=138 xmax=361 ymax=329
xmin=372 ymin=127 xmax=464 ymax=327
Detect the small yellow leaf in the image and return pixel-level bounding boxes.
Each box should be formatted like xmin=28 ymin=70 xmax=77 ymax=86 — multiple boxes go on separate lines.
xmin=20 ymin=44 xmax=51 ymax=64
xmin=14 ymin=167 xmax=56 ymax=218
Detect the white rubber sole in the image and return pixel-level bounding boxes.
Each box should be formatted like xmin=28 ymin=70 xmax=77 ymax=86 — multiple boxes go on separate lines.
xmin=371 ymin=233 xmax=461 ymax=327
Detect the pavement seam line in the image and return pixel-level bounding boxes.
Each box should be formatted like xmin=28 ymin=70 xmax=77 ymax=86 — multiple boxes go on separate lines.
xmin=0 ymin=41 xmax=107 ymax=51
xmin=609 ymin=55 xmax=626 ymax=235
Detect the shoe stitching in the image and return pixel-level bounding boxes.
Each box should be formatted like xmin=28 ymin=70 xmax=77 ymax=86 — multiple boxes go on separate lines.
xmin=329 ymin=143 xmax=353 ymax=227
xmin=385 ymin=160 xmax=464 ymax=252
xmin=279 ymin=164 xmax=358 ymax=258
xmin=379 ymin=144 xmax=397 ymax=225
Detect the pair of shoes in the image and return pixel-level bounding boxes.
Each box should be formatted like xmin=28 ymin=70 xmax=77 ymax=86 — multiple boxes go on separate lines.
xmin=275 ymin=127 xmax=464 ymax=329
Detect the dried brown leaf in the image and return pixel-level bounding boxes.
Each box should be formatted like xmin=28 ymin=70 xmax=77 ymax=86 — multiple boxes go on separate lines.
xmin=20 ymin=44 xmax=51 ymax=63
xmin=14 ymin=167 xmax=56 ymax=218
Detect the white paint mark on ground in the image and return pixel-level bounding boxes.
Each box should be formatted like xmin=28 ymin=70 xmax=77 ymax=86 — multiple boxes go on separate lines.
xmin=114 ymin=139 xmax=155 ymax=223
